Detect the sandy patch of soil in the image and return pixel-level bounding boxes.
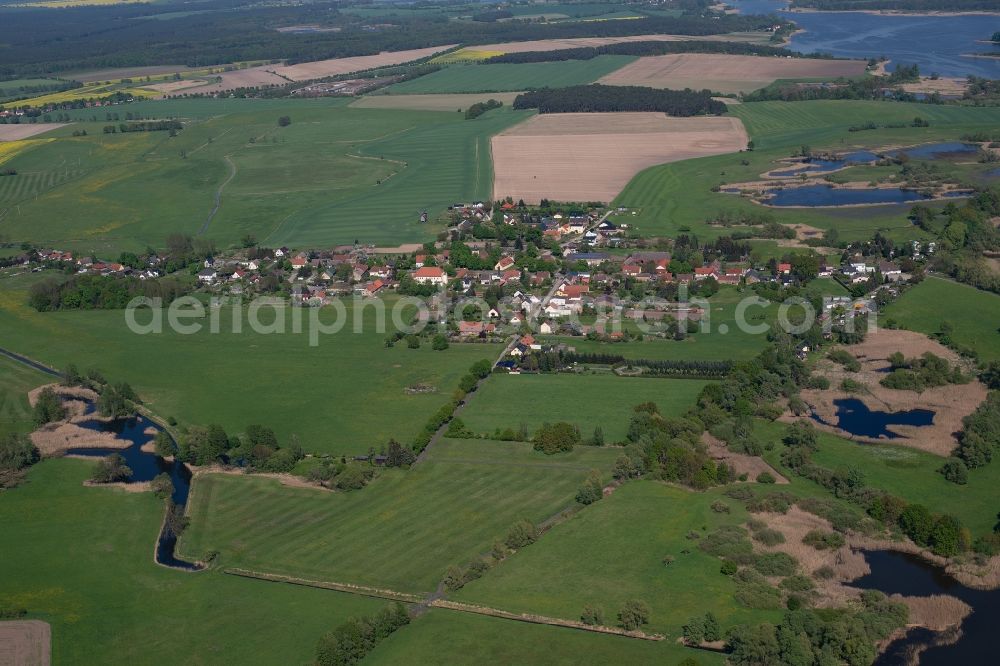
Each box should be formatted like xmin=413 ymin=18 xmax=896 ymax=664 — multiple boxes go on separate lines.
xmin=492 ymin=112 xmax=747 ymax=203
xmin=26 ymin=383 xmax=98 ymax=407
xmin=795 ymin=329 xmax=986 ymax=457
xmin=598 ymin=53 xmax=867 ymax=95
xmin=273 ymin=46 xmax=454 ymax=81
xmin=0 ymin=124 xmax=68 ymax=141
xmin=146 ymin=79 xmax=211 ymax=95
xmin=899 ymin=77 xmax=968 ymax=96
xmin=0 ymin=621 xmax=50 ymax=666
xmin=191 ymin=466 xmax=333 ymax=492
xmin=351 ymin=92 xmax=522 ymax=112
xmin=702 ymin=432 xmax=789 ymax=483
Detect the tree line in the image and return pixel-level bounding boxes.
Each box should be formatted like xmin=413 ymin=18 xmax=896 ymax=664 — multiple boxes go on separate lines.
xmin=484 ymin=39 xmax=820 ymax=65
xmin=513 ymin=84 xmax=726 ymax=115
xmin=101 ymin=120 xmax=183 ymax=134
xmin=464 ymin=98 xmax=502 ymax=120
xmin=791 ymin=0 xmax=998 ymax=10
xmin=28 ymin=274 xmax=192 ymax=312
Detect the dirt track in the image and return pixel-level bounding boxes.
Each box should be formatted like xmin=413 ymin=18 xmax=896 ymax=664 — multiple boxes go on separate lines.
xmin=0 ymin=621 xmax=50 ymax=666
xmin=598 ymin=54 xmax=868 ymax=95
xmin=492 ymin=112 xmax=747 ymax=203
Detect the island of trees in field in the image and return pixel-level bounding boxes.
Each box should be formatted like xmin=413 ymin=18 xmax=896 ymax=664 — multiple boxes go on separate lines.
xmin=513 ymin=84 xmax=726 ymax=115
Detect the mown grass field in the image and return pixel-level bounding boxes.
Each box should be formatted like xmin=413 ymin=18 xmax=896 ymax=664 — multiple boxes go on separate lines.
xmin=883 ymin=276 xmax=1000 ymax=362
xmin=366 ymin=608 xmax=722 ymax=665
xmin=454 ymin=481 xmax=783 ymax=638
xmin=382 ymin=57 xmax=634 ymax=94
xmin=0 ymin=458 xmax=387 ymax=665
xmin=459 ymin=374 xmax=710 ymax=443
xmin=179 ymin=438 xmax=622 ymax=593
xmin=0 ymin=98 xmax=527 ymax=253
xmin=0 ymin=353 xmax=50 ymax=437
xmin=0 ymin=273 xmax=500 ymax=455
xmin=615 ymin=100 xmax=1000 ymax=243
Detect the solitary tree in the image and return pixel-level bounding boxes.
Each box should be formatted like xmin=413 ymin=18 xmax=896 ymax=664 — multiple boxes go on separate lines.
xmin=618 ymin=599 xmax=651 ymax=631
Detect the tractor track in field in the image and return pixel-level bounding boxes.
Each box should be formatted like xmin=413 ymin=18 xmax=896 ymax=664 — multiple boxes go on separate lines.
xmin=199 ymin=154 xmax=236 ymax=235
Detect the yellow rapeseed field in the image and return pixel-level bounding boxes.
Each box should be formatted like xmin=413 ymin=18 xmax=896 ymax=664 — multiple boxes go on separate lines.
xmin=0 ymin=139 xmax=53 ymax=166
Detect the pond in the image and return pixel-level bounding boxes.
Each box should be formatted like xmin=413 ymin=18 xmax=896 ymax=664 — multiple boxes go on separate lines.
xmin=886 ymin=142 xmax=980 ymax=160
xmin=70 ymin=414 xmax=200 ymax=571
xmin=770 ymin=150 xmax=880 ymax=177
xmin=853 ymin=550 xmax=1000 ymax=665
xmin=728 ymin=0 xmax=1000 ymax=79
xmin=763 ymin=184 xmax=967 ymax=207
xmin=815 ymin=398 xmax=935 ymax=438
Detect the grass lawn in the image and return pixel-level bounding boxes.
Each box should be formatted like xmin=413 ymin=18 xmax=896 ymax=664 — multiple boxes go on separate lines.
xmin=366 ymin=608 xmax=722 ymax=665
xmin=178 ymin=437 xmax=621 ymax=594
xmin=0 ymin=353 xmax=51 ymax=438
xmin=453 ymin=480 xmax=783 ymax=638
xmin=0 ymin=98 xmax=527 ymax=253
xmin=459 ymin=373 xmax=710 ymax=442
xmin=615 ymin=100 xmax=1000 ymax=244
xmin=0 ymin=274 xmax=500 ymax=456
xmin=381 ymin=57 xmax=634 ymax=94
xmin=883 ymin=276 xmax=1000 ymax=362
xmin=754 ymin=419 xmax=1000 ymax=538
xmin=0 ymin=458 xmax=387 ymax=665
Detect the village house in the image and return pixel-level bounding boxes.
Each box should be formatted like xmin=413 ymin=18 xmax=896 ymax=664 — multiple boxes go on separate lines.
xmin=411 ymin=266 xmax=446 ymax=285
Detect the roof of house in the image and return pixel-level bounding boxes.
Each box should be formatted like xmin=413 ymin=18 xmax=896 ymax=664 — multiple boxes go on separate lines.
xmin=412 ymin=266 xmax=444 ymax=278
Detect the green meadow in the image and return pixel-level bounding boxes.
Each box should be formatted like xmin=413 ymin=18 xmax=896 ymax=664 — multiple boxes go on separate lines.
xmin=753 ymin=419 xmax=1000 ymax=538
xmin=0 ymin=274 xmax=500 ymax=455
xmin=616 ymin=100 xmax=1000 ymax=243
xmin=0 ymin=458 xmax=387 ymax=665
xmin=367 ymin=608 xmax=722 ymax=665
xmin=459 ymin=373 xmax=710 ymax=442
xmin=0 ymin=353 xmax=50 ymax=437
xmin=884 ymin=276 xmax=1000 ymax=362
xmin=0 ymin=98 xmax=528 ymax=253
xmin=454 ymin=481 xmax=783 ymax=638
xmin=380 ymin=57 xmax=634 ymax=94
xmin=179 ymin=438 xmax=622 ymax=594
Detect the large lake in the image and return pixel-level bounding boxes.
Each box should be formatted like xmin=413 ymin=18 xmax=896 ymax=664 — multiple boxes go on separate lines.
xmin=730 ymin=0 xmax=1000 ymax=79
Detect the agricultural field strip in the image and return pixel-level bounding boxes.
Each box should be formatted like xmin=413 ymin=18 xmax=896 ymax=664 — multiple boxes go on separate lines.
xmin=492 ymin=112 xmax=748 ymax=203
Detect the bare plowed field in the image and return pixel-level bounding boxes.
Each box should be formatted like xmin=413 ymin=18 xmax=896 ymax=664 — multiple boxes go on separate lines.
xmin=0 ymin=125 xmax=67 ymax=141
xmin=0 ymin=621 xmax=50 ymax=666
xmin=598 ymin=54 xmax=868 ymax=94
xmin=491 ymin=112 xmax=747 ymax=203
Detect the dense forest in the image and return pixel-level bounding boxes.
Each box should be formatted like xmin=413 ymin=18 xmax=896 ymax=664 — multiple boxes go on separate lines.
xmin=513 ymin=84 xmax=726 ymax=115
xmin=28 ymin=274 xmax=192 ymax=311
xmin=483 ymin=39 xmax=817 ymax=64
xmin=790 ymin=0 xmax=999 ymax=9
xmin=0 ymin=1 xmax=781 ymax=78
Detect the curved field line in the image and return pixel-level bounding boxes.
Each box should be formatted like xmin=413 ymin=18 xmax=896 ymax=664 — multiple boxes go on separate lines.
xmin=199 ymin=154 xmax=237 ymax=235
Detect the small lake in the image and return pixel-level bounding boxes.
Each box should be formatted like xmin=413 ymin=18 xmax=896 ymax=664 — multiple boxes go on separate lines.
xmin=70 ymin=413 xmax=200 ymax=571
xmin=853 ymin=550 xmax=1000 ymax=665
xmin=887 ymin=142 xmax=980 ymax=160
xmin=814 ymin=397 xmax=935 ymax=438
xmin=728 ymin=0 xmax=1000 ymax=79
xmin=771 ymin=150 xmax=881 ymax=177
xmin=764 ymin=184 xmax=963 ymax=207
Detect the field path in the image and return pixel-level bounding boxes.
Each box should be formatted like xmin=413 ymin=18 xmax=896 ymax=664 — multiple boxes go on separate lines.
xmin=199 ymin=154 xmax=237 ymax=235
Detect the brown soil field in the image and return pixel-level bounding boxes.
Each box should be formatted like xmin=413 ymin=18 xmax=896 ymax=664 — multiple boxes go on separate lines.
xmin=351 ymin=92 xmax=522 ymax=112
xmin=272 ymin=46 xmax=454 ymax=81
xmin=69 ymin=64 xmax=196 ymax=83
xmin=468 ymin=32 xmax=767 ymax=55
xmin=0 ymin=620 xmax=50 ymax=666
xmin=597 ymin=54 xmax=868 ymax=95
xmin=701 ymin=432 xmax=789 ymax=483
xmin=146 ymin=79 xmax=212 ymax=95
xmin=0 ymin=125 xmax=67 ymax=141
xmin=492 ymin=112 xmax=748 ymax=203
xmin=792 ymin=329 xmax=987 ymax=456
